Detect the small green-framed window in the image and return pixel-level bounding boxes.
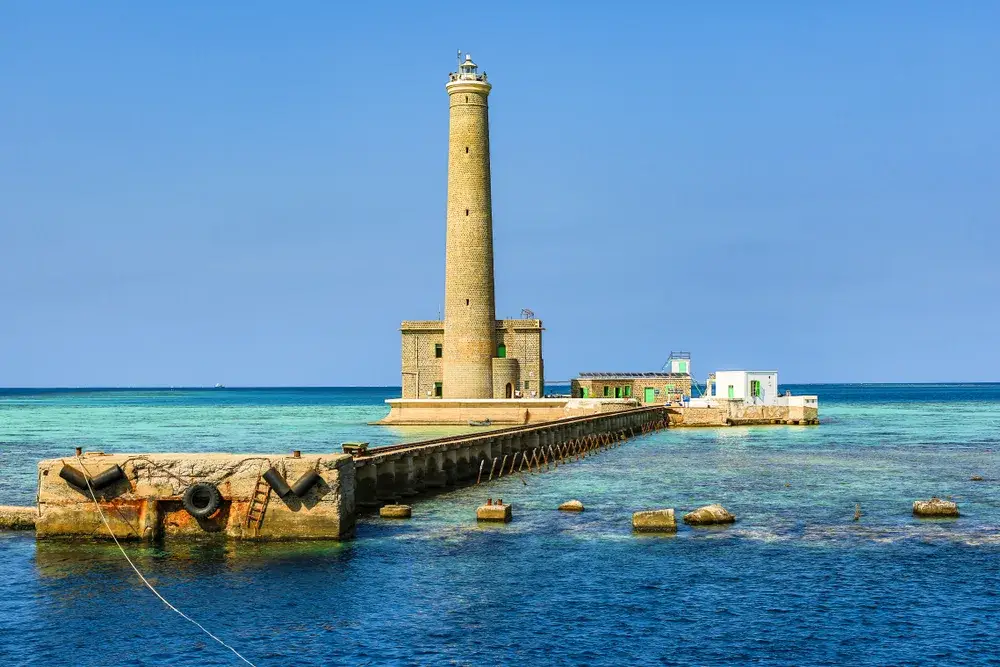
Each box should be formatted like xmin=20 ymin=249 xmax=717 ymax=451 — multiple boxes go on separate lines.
xmin=603 ymin=386 xmax=610 ymax=397
xmin=497 ymin=344 xmax=506 ymax=358
xmin=434 ymin=343 xmax=443 ymax=358
xmin=624 ymin=386 xmax=632 ymax=397
xmin=434 ymin=382 xmax=443 ymax=398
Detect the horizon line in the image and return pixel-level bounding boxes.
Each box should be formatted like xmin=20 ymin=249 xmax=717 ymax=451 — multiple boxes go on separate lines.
xmin=2 ymin=381 xmax=1000 ymax=391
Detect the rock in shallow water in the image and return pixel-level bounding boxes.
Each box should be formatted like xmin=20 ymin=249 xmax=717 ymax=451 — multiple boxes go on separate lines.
xmin=558 ymin=500 xmax=584 ymax=512
xmin=683 ymin=504 xmax=736 ymax=526
xmin=913 ymin=497 xmax=959 ymax=517
xmin=379 ymin=504 xmax=412 ymax=519
xmin=0 ymin=506 xmax=36 ymax=530
xmin=632 ymin=509 xmax=677 ymax=533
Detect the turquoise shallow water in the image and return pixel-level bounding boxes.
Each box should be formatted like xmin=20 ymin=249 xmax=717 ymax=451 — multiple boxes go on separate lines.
xmin=1 ymin=384 xmax=1000 ymax=665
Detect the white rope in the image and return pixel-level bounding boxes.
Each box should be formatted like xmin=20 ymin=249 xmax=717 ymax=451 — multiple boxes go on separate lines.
xmin=76 ymin=456 xmax=256 ymax=666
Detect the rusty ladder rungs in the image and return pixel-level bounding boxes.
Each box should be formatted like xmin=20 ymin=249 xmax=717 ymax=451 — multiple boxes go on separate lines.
xmin=245 ymin=476 xmax=271 ymax=536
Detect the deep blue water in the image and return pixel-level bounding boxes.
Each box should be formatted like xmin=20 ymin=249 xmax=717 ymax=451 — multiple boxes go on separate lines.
xmin=2 ymin=384 xmax=999 ymax=666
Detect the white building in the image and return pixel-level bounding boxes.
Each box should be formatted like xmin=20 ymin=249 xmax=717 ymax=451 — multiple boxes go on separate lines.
xmin=710 ymin=370 xmax=779 ymax=405
xmin=663 ymin=351 xmax=691 ymax=376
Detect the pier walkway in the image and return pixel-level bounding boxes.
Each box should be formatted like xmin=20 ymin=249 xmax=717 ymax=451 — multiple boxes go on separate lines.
xmin=353 ymin=405 xmax=669 ymax=507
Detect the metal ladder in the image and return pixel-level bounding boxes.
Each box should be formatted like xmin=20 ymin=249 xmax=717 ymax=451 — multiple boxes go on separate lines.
xmin=244 ymin=474 xmax=271 ymax=538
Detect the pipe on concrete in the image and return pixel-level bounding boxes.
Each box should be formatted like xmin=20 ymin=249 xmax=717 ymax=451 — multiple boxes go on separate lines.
xmin=263 ymin=467 xmax=293 ymax=498
xmin=291 ymin=470 xmax=322 ymax=498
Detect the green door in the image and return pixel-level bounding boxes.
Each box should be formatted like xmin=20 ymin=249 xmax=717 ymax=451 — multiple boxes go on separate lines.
xmin=644 ymin=387 xmax=655 ymax=403
xmin=728 ymin=385 xmax=735 ymax=399
xmin=679 ymin=361 xmax=687 ymax=373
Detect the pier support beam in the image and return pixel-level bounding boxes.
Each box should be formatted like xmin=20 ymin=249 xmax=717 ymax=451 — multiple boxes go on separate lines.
xmin=376 ymin=460 xmax=397 ymax=503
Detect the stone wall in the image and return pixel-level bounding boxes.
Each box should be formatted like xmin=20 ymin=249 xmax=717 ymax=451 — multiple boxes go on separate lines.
xmin=400 ymin=319 xmax=542 ymax=399
xmin=400 ymin=321 xmax=444 ymax=399
xmin=36 ymin=453 xmax=355 ymax=541
xmin=572 ymin=375 xmax=692 ymax=403
xmin=496 ymin=319 xmax=544 ymax=395
xmin=667 ymin=402 xmax=820 ymax=427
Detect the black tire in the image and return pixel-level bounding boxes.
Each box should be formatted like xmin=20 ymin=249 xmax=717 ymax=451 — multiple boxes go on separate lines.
xmin=182 ymin=482 xmax=222 ymax=519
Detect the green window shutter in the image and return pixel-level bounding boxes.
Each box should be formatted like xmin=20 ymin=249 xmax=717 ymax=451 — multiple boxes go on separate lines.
xmin=679 ymin=361 xmax=687 ymax=373
xmin=497 ymin=344 xmax=506 ymax=358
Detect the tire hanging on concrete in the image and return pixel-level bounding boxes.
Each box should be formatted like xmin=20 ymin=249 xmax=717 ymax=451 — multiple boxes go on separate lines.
xmin=182 ymin=482 xmax=222 ymax=519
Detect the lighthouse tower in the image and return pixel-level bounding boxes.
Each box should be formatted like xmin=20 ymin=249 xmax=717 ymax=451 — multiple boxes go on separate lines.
xmin=442 ymin=54 xmax=496 ymax=398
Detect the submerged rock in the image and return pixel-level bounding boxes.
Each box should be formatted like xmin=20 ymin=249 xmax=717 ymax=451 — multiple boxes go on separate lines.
xmin=558 ymin=500 xmax=584 ymax=512
xmin=970 ymin=475 xmax=984 ymax=482
xmin=632 ymin=509 xmax=677 ymax=533
xmin=683 ymin=504 xmax=736 ymax=526
xmin=913 ymin=497 xmax=959 ymax=517
xmin=379 ymin=504 xmax=412 ymax=519
xmin=0 ymin=506 xmax=36 ymax=530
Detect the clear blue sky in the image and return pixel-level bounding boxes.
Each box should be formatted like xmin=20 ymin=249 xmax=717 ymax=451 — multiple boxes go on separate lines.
xmin=2 ymin=1 xmax=998 ymax=387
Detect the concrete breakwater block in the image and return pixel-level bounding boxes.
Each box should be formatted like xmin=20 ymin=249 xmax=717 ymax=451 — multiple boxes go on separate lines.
xmin=0 ymin=506 xmax=36 ymax=530
xmin=632 ymin=509 xmax=677 ymax=533
xmin=683 ymin=504 xmax=736 ymax=526
xmin=913 ymin=497 xmax=959 ymax=517
xmin=558 ymin=500 xmax=584 ymax=512
xmin=380 ymin=504 xmax=412 ymax=519
xmin=477 ymin=503 xmax=512 ymax=523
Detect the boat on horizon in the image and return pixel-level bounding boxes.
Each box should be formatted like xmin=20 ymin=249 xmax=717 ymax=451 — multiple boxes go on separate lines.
xmin=215 ymin=383 xmax=225 ymax=389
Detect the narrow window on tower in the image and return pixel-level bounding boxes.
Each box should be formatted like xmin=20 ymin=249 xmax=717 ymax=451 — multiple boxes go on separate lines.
xmin=465 ymin=96 xmax=468 ymax=102
xmin=465 ymin=209 xmax=469 ymax=216
xmin=465 ymin=299 xmax=470 ymax=306
xmin=465 ymin=147 xmax=469 ymax=153
xmin=434 ymin=343 xmax=442 ymax=358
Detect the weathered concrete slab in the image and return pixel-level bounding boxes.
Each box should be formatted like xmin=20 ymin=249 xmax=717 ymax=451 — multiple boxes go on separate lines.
xmin=477 ymin=502 xmax=512 ymax=522
xmin=632 ymin=509 xmax=677 ymax=533
xmin=36 ymin=452 xmax=355 ymax=541
xmin=0 ymin=505 xmax=36 ymax=530
xmin=380 ymin=504 xmax=412 ymax=518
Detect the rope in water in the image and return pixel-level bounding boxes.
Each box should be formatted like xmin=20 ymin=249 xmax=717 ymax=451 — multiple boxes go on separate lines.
xmin=76 ymin=455 xmax=257 ymax=666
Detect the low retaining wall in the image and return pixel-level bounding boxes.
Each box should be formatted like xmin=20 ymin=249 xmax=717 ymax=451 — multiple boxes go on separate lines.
xmin=0 ymin=505 xmax=36 ymax=530
xmin=376 ymin=397 xmax=640 ymax=425
xmin=355 ymin=406 xmax=669 ymax=507
xmin=36 ymin=453 xmax=355 ymax=541
xmin=668 ymin=403 xmax=819 ymax=426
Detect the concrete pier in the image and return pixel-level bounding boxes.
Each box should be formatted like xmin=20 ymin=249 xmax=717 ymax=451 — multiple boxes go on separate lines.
xmin=35 ymin=453 xmax=355 ymax=541
xmin=353 ymin=406 xmax=668 ymax=508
